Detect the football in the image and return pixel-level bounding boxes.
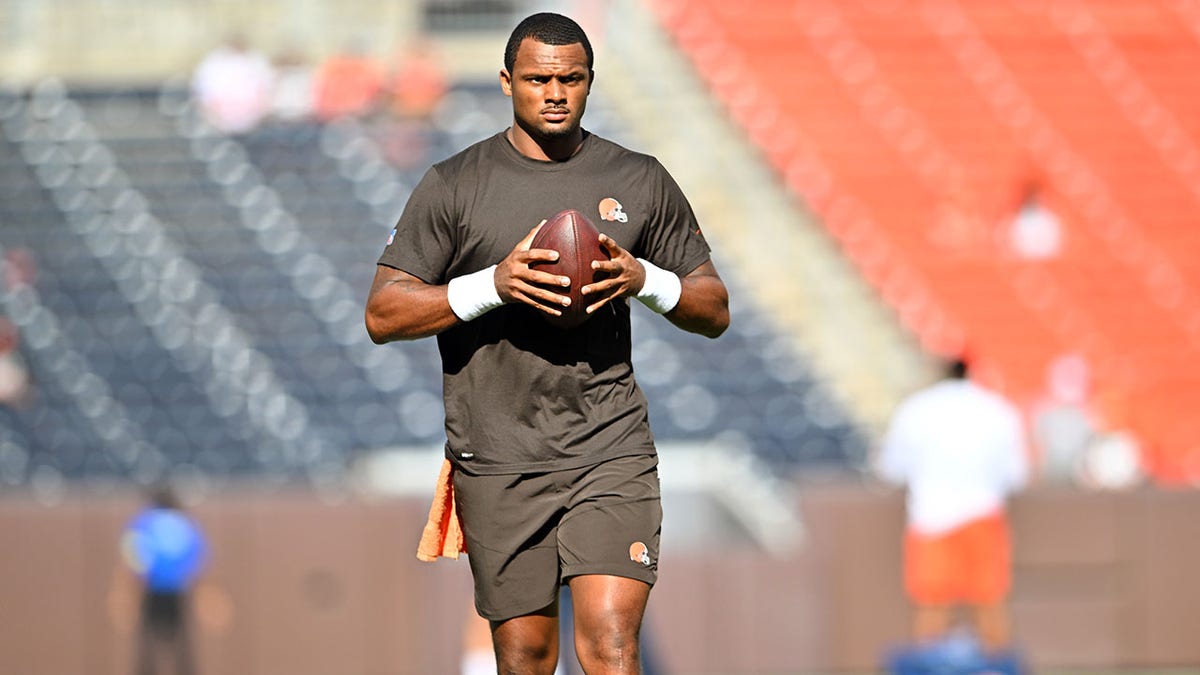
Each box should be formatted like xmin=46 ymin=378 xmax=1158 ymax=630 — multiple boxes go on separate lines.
xmin=529 ymin=209 xmax=611 ymax=329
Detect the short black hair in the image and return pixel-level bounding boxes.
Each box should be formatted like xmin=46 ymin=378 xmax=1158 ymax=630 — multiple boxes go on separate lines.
xmin=504 ymin=12 xmax=593 ymax=74
xmin=946 ymin=357 xmax=969 ymax=380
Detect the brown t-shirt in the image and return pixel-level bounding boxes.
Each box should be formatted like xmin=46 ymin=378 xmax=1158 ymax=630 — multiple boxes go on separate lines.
xmin=378 ymin=131 xmax=711 ymax=474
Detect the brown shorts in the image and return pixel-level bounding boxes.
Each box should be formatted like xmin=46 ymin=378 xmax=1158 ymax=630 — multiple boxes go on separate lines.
xmin=452 ymin=453 xmax=662 ymax=621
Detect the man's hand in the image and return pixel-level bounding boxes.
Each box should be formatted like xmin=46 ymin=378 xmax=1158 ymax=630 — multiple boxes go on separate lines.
xmin=580 ymin=234 xmax=646 ymax=314
xmin=494 ymin=221 xmax=573 ymax=317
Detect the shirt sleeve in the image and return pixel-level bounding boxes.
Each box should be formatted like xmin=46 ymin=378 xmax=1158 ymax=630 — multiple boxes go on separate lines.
xmin=639 ymin=159 xmax=712 ymax=277
xmin=377 ymin=165 xmax=457 ymax=284
xmin=877 ymin=401 xmax=913 ymax=485
xmin=998 ymin=403 xmax=1030 ymax=493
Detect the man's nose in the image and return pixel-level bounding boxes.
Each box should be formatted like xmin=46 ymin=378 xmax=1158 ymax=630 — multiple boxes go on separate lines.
xmin=546 ymin=81 xmax=566 ymax=102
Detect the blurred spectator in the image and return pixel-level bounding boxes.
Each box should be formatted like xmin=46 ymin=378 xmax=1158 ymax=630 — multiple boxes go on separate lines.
xmin=269 ymin=46 xmax=315 ymax=124
xmin=387 ymin=39 xmax=449 ymax=120
xmin=191 ymin=34 xmax=275 ymax=134
xmin=108 ymin=485 xmax=232 ymax=675
xmin=1007 ymin=188 xmax=1062 ymax=261
xmin=877 ymin=357 xmax=1028 ymax=655
xmin=313 ymin=39 xmax=385 ymax=121
xmin=1028 ymin=353 xmax=1145 ymax=490
xmin=1029 ymin=352 xmax=1099 ymax=483
xmin=1077 ymin=429 xmax=1143 ymax=490
xmin=4 ymin=246 xmax=37 ymax=290
xmin=0 ymin=317 xmax=31 ymax=407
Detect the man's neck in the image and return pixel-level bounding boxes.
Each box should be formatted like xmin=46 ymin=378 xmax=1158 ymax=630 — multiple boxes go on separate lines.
xmin=506 ymin=125 xmax=584 ymax=162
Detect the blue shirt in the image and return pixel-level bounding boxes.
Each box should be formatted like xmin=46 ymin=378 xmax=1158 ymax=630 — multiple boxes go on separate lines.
xmin=122 ymin=508 xmax=208 ymax=593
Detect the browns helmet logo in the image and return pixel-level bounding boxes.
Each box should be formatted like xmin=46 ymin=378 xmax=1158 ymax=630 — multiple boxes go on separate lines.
xmin=629 ymin=541 xmax=651 ymax=566
xmin=598 ymin=197 xmax=628 ymax=223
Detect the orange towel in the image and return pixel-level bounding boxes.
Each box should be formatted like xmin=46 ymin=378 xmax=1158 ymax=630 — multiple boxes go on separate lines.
xmin=416 ymin=458 xmax=466 ymax=561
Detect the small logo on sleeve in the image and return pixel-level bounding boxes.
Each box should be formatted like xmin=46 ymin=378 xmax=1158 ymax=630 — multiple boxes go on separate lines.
xmin=386 ymin=228 xmax=396 ymax=246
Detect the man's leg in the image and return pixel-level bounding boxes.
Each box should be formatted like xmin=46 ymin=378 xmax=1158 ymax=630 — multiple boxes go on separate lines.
xmin=490 ymin=602 xmax=560 ymax=675
xmin=912 ymin=603 xmax=954 ymax=643
xmin=133 ymin=626 xmax=156 ymax=675
xmin=568 ymin=574 xmax=650 ymax=675
xmin=972 ymin=601 xmax=1011 ymax=652
xmin=454 ymin=467 xmax=565 ymax=674
xmin=135 ymin=592 xmax=161 ymax=675
xmin=967 ymin=513 xmax=1013 ymax=652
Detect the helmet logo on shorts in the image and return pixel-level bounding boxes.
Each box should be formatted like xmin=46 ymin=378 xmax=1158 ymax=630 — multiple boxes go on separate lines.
xmin=599 ymin=197 xmax=628 ymax=223
xmin=629 ymin=541 xmax=651 ymax=566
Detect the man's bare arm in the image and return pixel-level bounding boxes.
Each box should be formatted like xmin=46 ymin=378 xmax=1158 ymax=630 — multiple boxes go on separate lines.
xmin=664 ymin=260 xmax=730 ymax=339
xmin=365 ymin=223 xmax=571 ymax=343
xmin=365 ymin=266 xmax=459 ymax=342
xmin=583 ymin=234 xmax=729 ymax=339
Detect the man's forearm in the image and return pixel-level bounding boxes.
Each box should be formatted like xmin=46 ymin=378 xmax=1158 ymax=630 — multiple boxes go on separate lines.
xmin=665 ymin=274 xmax=729 ymax=338
xmin=365 ymin=279 xmax=460 ymax=342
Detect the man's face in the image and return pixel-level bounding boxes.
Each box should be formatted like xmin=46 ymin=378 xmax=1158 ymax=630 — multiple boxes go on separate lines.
xmin=501 ymin=38 xmax=591 ymax=143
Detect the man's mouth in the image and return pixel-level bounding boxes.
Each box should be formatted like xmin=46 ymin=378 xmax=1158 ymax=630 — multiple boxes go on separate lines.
xmin=542 ymin=108 xmax=569 ymax=122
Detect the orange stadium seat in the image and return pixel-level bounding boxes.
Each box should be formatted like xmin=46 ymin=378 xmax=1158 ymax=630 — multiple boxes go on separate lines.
xmin=650 ymin=0 xmax=1200 ymax=483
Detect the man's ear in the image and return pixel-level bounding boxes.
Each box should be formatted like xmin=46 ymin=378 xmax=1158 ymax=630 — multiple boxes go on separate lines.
xmin=588 ymin=69 xmax=595 ymax=93
xmin=500 ymin=68 xmax=513 ymax=97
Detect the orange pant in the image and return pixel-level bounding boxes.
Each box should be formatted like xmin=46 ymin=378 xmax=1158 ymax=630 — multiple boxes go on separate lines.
xmin=905 ymin=512 xmax=1011 ymax=606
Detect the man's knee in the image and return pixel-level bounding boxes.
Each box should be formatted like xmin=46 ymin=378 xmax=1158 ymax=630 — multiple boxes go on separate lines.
xmin=575 ymin=623 xmax=641 ymax=672
xmin=491 ymin=611 xmax=560 ymax=675
xmin=494 ymin=641 xmax=558 ymax=674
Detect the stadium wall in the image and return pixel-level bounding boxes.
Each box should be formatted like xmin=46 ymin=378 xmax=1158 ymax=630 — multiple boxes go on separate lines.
xmin=0 ymin=486 xmax=1197 ymax=674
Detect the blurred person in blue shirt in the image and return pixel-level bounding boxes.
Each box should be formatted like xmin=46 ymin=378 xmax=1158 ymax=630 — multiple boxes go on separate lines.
xmin=109 ymin=485 xmax=230 ymax=675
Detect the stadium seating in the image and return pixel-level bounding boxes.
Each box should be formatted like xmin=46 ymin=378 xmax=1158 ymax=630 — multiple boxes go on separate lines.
xmin=649 ymin=0 xmax=1200 ymax=483
xmin=0 ymin=81 xmax=866 ymax=486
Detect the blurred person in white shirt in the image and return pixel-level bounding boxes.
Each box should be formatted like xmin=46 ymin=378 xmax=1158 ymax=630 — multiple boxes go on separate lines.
xmin=191 ymin=34 xmax=275 ymax=134
xmin=877 ymin=356 xmax=1028 ymax=652
xmin=269 ymin=46 xmax=315 ymax=124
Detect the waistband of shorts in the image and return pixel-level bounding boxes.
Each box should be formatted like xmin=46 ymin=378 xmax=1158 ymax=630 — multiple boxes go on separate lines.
xmin=446 ymin=444 xmax=656 ymax=476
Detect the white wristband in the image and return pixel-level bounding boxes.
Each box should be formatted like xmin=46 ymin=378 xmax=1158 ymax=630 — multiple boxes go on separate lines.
xmin=635 ymin=258 xmax=682 ymax=314
xmin=446 ymin=265 xmax=503 ymax=322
